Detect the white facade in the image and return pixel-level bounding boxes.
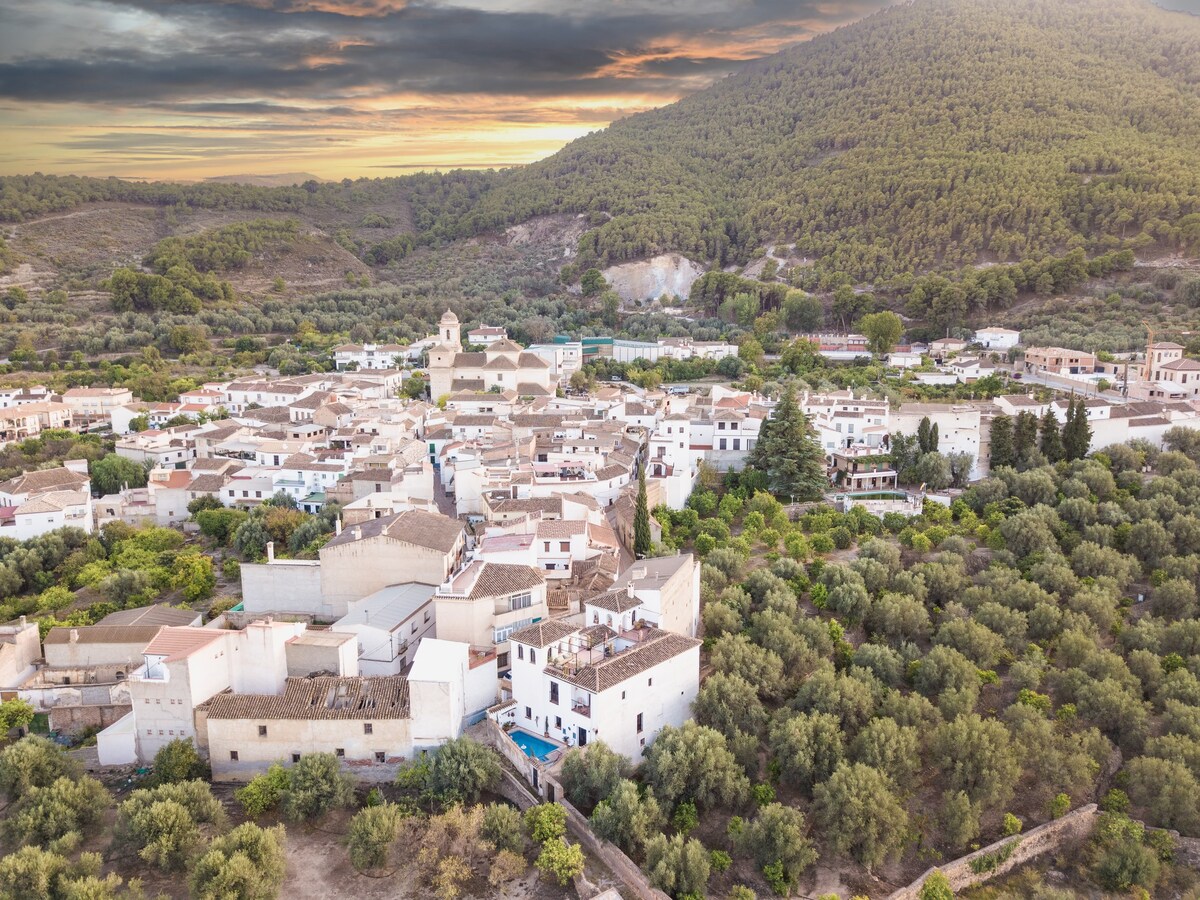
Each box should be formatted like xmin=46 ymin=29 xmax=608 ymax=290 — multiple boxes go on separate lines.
xmin=973 ymin=327 xmax=1021 ymax=351
xmin=508 ymin=621 xmax=700 ymax=760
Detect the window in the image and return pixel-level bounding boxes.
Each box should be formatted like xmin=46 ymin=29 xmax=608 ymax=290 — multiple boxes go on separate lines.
xmin=530 ymin=650 xmax=537 ymax=664
xmin=518 ymin=645 xmax=524 ymax=661
xmin=230 ymin=751 xmax=239 ymax=761
xmin=292 ymin=753 xmax=301 ymax=763
xmin=636 ymin=713 xmax=644 ymax=733
xmin=375 ymin=752 xmax=386 ymax=763
xmin=336 ymin=748 xmax=345 ymax=758
xmin=525 ymin=706 xmax=532 ymax=719
xmin=648 ymin=677 xmax=653 ymax=686
xmin=510 ymin=592 xmax=532 ymax=611
xmin=424 ymin=610 xmax=431 ymax=623
xmin=621 ymin=690 xmax=626 ymax=700
xmin=732 ymin=438 xmax=740 ymax=450
xmin=543 ymin=542 xmax=551 ymax=552
xmin=549 ymin=682 xmax=559 ymax=704
xmin=364 ymin=723 xmax=374 ymax=735
xmin=258 ymin=725 xmax=268 ymax=736
xmin=411 ymin=621 xmax=418 ymax=634
xmin=555 ymin=716 xmax=562 ymax=729
xmin=718 ymin=438 xmax=727 ymax=450
xmin=559 ymin=541 xmax=570 ymax=552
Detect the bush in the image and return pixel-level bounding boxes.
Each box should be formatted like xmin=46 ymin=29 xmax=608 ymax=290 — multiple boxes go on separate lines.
xmin=235 ymin=764 xmax=289 ymax=818
xmin=190 ymin=823 xmax=287 ymax=899
xmin=117 ymin=781 xmax=228 ymax=871
xmin=525 ymin=803 xmax=567 ymax=844
xmin=0 ymin=736 xmax=80 ymax=800
xmin=427 ymin=738 xmax=501 ymax=805
xmin=5 ymin=775 xmax=110 ymax=846
xmin=152 ymin=738 xmax=207 ymax=784
xmin=282 ymin=753 xmax=354 ymax=821
xmin=347 ymin=804 xmax=405 ymax=871
xmin=535 ymin=837 xmax=584 ymax=886
xmin=481 ymin=803 xmax=523 ymax=853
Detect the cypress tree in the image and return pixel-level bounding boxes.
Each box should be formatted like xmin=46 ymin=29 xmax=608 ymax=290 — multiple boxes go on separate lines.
xmin=748 ymin=384 xmax=828 ymax=501
xmin=1013 ymin=411 xmax=1039 ymax=459
xmin=929 ymin=422 xmax=940 ymax=452
xmin=989 ymin=414 xmax=1014 ymax=470
xmin=634 ymin=465 xmax=652 ymax=558
xmin=1038 ymin=409 xmax=1063 ymax=462
xmin=917 ymin=416 xmax=932 ymax=454
xmin=1063 ymin=396 xmax=1093 ymax=461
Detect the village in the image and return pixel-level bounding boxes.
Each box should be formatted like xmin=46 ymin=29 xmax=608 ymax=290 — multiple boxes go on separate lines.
xmin=2 ymin=311 xmax=1200 ymax=776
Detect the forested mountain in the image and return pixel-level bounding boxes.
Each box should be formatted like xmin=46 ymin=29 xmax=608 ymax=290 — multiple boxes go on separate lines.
xmin=425 ymin=0 xmax=1200 ymax=281
xmin=3 ymin=0 xmax=1199 ymax=288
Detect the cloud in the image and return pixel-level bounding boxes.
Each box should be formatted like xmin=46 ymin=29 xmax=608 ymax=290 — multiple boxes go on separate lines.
xmin=0 ymin=0 xmax=899 ymax=177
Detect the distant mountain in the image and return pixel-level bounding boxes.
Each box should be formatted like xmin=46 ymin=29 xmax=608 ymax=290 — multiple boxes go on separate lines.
xmin=420 ymin=0 xmax=1200 ymax=282
xmin=204 ymin=173 xmax=325 ymax=187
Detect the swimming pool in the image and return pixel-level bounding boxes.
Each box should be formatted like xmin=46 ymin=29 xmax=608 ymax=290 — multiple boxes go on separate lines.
xmin=510 ymin=728 xmax=559 ymax=761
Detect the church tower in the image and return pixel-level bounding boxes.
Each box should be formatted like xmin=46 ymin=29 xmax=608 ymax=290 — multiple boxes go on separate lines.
xmin=428 ymin=309 xmax=461 ymax=399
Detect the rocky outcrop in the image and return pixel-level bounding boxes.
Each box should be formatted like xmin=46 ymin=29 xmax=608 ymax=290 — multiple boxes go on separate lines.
xmin=602 ymin=254 xmax=705 ymax=302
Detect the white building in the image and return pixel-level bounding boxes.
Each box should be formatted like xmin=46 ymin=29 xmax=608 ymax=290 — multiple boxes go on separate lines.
xmin=198 ymin=638 xmax=496 ymax=781
xmin=507 ymin=620 xmax=700 ymax=759
xmin=331 ymin=583 xmax=437 ymax=675
xmin=332 ymin=343 xmax=408 ymax=371
xmin=973 ymin=327 xmax=1021 ymax=351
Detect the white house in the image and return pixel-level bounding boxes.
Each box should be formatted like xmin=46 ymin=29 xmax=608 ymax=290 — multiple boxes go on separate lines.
xmin=331 ymin=583 xmax=437 ymax=675
xmin=973 ymin=327 xmax=1021 ymax=351
xmin=507 ymin=620 xmax=700 ymax=759
xmin=433 ymin=560 xmax=547 ymax=670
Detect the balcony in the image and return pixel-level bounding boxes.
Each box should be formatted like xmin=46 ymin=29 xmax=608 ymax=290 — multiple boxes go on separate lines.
xmin=571 ymin=700 xmax=591 ymax=718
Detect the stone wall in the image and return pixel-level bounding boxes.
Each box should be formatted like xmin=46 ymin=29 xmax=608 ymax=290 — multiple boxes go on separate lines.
xmin=48 ymin=703 xmax=131 ymax=736
xmin=479 ymin=718 xmax=669 ymax=900
xmin=888 ymin=804 xmax=1099 ymax=900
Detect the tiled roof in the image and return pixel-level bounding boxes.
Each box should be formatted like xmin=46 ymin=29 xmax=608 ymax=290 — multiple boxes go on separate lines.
xmin=554 ymin=629 xmax=700 ymax=693
xmin=586 ymin=590 xmax=643 ymax=614
xmin=44 ymin=624 xmax=162 ymax=645
xmin=0 ymin=467 xmax=88 ymax=497
xmin=201 ymin=676 xmax=410 ymax=720
xmin=324 ymin=509 xmax=463 ymax=554
xmin=97 ymin=604 xmax=200 ymax=628
xmin=537 ymin=519 xmax=586 ymax=539
xmin=510 ymin=619 xmax=579 ymax=648
xmin=142 ymin=626 xmax=226 ymax=662
xmin=465 ymin=563 xmax=544 ymax=600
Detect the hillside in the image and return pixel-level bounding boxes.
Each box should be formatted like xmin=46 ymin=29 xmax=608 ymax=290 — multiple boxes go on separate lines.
xmin=427 ymin=0 xmax=1200 ymax=281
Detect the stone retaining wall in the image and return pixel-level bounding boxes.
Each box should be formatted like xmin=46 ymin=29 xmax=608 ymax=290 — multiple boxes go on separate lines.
xmin=888 ymin=804 xmax=1099 ymax=900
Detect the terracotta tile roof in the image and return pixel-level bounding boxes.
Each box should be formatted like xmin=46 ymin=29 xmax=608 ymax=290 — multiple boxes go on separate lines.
xmin=510 ymin=619 xmax=579 ymax=648
xmin=553 ymin=629 xmax=700 ymax=693
xmin=489 ymin=497 xmax=562 ymax=517
xmin=0 ymin=467 xmax=89 ymax=497
xmin=586 ymin=589 xmax=643 ymax=614
xmin=141 ymin=626 xmax=226 ymax=662
xmin=97 ymin=604 xmax=200 ymax=628
xmin=201 ymin=676 xmax=409 ymax=720
xmin=45 ymin=624 xmax=162 ymax=645
xmin=537 ymin=519 xmax=586 ymax=539
xmin=324 ymin=508 xmax=463 ymax=554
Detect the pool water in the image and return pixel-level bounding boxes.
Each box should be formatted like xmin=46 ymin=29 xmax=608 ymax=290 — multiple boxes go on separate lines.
xmin=510 ymin=728 xmax=559 ymax=760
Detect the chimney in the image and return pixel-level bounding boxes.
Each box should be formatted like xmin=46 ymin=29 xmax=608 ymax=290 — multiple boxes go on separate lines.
xmin=18 ymin=615 xmax=26 ymax=628
xmin=352 ymin=526 xmax=361 ymax=541
xmin=69 ymin=629 xmax=79 ymax=644
xmin=266 ymin=541 xmax=275 ymax=563
xmin=335 ymin=517 xmax=342 ymax=536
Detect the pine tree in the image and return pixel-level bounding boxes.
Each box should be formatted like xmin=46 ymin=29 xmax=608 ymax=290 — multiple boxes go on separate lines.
xmin=634 ymin=465 xmax=652 ymax=559
xmin=1063 ymin=396 xmax=1093 ymax=461
xmin=748 ymin=384 xmax=828 ymax=501
xmin=989 ymin=414 xmax=1014 ymax=470
xmin=1038 ymin=409 xmax=1063 ymax=462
